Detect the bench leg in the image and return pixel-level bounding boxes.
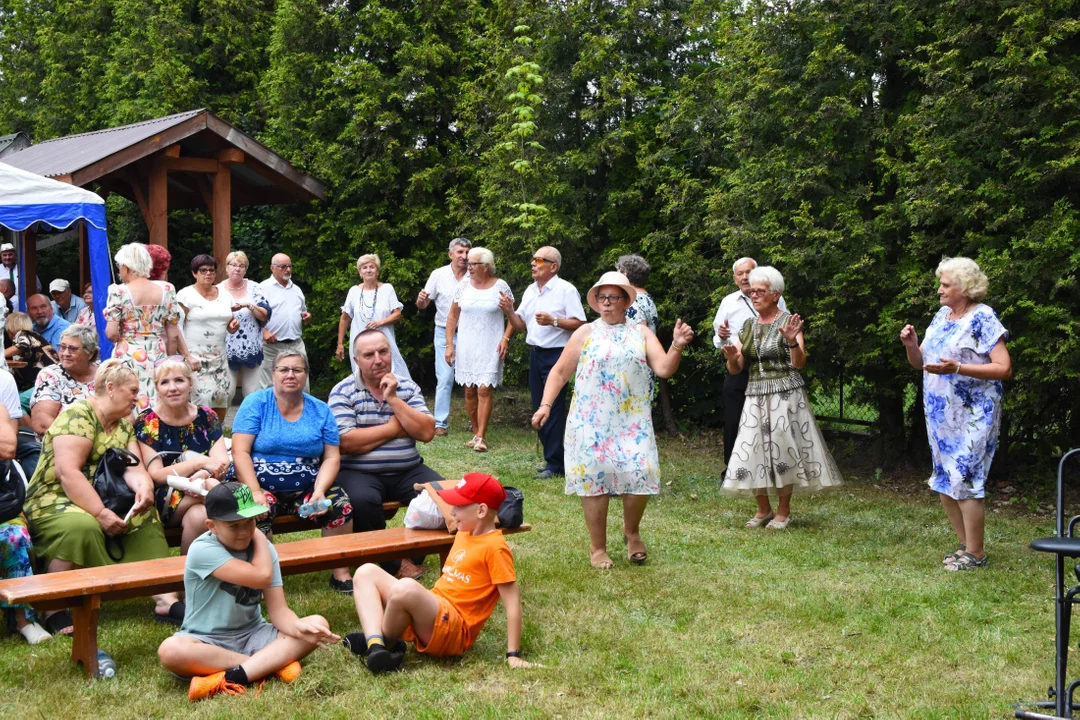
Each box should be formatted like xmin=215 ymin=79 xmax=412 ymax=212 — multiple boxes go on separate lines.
xmin=70 ymin=595 xmax=101 ymax=679
xmin=439 ymin=548 xmax=450 ymax=568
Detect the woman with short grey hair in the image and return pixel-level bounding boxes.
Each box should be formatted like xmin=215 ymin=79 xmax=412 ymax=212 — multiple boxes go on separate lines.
xmin=618 ymin=254 xmax=657 ymax=334
xmin=104 ymin=243 xmax=188 ymax=413
xmin=721 ymin=266 xmax=842 ymax=528
xmin=30 ymin=324 xmax=100 ymax=436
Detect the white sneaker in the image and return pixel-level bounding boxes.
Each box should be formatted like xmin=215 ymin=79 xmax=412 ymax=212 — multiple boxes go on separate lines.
xmin=19 ymin=622 xmax=52 ymax=645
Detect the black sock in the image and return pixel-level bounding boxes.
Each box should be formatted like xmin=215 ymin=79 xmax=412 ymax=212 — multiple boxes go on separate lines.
xmin=224 ymin=665 xmax=250 ymax=686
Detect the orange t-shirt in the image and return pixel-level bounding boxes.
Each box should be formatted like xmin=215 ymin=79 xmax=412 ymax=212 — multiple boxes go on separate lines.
xmin=432 ymin=529 xmax=517 ymax=646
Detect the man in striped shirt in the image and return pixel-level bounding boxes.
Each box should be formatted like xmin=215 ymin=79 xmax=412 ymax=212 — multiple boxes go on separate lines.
xmin=329 ymin=329 xmax=440 ymax=577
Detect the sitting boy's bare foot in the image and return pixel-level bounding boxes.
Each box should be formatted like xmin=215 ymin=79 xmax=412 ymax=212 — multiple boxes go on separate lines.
xmin=589 ymin=548 xmax=613 ymax=570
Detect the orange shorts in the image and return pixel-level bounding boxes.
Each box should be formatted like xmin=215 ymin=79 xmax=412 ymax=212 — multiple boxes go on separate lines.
xmin=401 ymin=595 xmax=471 ymax=657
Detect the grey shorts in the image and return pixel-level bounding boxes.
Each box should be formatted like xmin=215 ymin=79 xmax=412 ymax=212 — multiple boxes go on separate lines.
xmin=177 ymin=622 xmax=280 ymax=656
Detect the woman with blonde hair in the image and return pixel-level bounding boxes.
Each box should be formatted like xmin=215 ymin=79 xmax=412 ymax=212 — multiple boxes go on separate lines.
xmin=900 ymin=257 xmax=1011 ymax=571
xmin=217 ymin=250 xmax=270 ymax=401
xmin=24 ymin=359 xmax=182 ymax=636
xmin=336 ymin=253 xmax=410 ymax=378
xmin=135 ymin=357 xmax=229 ymax=554
xmin=104 ymin=243 xmax=191 ymax=413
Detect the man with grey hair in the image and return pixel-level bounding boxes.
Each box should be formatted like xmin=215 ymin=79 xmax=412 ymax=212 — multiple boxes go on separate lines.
xmin=504 ymin=246 xmax=587 ymax=479
xmin=259 ymin=253 xmax=312 ymax=391
xmin=416 ymin=237 xmax=470 ymax=436
xmin=712 ymin=257 xmax=787 ymax=475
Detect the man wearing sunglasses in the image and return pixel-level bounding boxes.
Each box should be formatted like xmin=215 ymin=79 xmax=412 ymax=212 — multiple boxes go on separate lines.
xmin=710 ymin=257 xmax=787 ymax=477
xmin=259 ymin=253 xmax=312 ymax=391
xmin=502 ymin=247 xmax=586 ymax=480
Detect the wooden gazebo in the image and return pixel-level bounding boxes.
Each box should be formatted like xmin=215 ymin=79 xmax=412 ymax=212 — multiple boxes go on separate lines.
xmin=2 ymin=109 xmax=325 ymax=287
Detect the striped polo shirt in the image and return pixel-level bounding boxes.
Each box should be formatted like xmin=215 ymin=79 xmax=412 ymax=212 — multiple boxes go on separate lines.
xmin=329 ymin=373 xmax=431 ymax=473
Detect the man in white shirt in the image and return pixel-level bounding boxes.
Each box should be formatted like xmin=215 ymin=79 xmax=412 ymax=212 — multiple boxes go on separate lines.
xmin=415 ymin=237 xmax=470 ymax=436
xmin=0 ymin=242 xmax=41 ymax=303
xmin=711 ymin=257 xmax=788 ymax=474
xmin=503 ymin=247 xmax=587 ymax=479
xmin=259 ymin=253 xmax=312 ymax=391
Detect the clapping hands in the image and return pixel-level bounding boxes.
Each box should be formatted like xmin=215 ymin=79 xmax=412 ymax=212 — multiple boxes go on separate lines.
xmin=780 ymin=314 xmax=803 ymax=344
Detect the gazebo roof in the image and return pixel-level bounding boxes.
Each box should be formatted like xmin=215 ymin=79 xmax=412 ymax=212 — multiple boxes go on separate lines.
xmin=1 ymin=109 xmax=324 ymax=209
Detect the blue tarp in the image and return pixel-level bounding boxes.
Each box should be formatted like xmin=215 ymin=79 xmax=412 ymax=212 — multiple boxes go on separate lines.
xmin=0 ymin=162 xmax=114 ymax=358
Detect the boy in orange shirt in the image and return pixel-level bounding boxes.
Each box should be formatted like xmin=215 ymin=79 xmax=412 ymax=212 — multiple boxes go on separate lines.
xmin=347 ymin=473 xmax=537 ymax=673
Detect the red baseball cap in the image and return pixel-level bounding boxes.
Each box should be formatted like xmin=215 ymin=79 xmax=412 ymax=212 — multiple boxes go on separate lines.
xmin=437 ymin=472 xmax=507 ymax=509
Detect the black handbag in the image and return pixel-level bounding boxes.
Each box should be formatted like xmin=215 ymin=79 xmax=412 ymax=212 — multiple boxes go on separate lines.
xmin=93 ymin=448 xmax=140 ymax=519
xmin=497 ymin=486 xmax=524 ymax=529
xmin=0 ymin=460 xmax=26 ymax=525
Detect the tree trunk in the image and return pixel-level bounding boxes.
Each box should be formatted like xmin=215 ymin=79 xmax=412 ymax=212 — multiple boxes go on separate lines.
xmin=658 ymin=378 xmax=678 ymax=435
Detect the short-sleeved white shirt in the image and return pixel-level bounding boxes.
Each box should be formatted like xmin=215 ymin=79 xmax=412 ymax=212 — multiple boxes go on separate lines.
xmin=514 ymin=275 xmax=587 ymax=349
xmin=0 ymin=369 xmax=23 ymax=419
xmin=259 ymin=277 xmax=307 ymax=342
xmin=712 ymin=289 xmax=788 ymax=348
xmin=422 ymin=264 xmax=468 ymax=328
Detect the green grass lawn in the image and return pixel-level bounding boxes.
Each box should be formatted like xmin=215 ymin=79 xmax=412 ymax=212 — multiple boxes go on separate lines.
xmin=0 ymin=418 xmax=1063 ymax=718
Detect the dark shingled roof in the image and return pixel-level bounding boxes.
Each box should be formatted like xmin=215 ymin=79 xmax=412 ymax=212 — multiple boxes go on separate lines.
xmin=1 ymin=109 xmax=324 ymax=207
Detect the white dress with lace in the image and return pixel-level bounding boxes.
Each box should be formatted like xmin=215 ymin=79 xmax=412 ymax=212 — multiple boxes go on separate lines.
xmin=341 ymin=283 xmax=410 ymax=379
xmin=453 ymin=279 xmax=514 ymax=387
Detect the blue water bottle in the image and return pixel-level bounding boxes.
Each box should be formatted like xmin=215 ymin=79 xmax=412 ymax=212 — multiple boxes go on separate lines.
xmin=96 ymin=649 xmax=117 ymax=679
xmin=298 ymin=498 xmax=332 ymax=518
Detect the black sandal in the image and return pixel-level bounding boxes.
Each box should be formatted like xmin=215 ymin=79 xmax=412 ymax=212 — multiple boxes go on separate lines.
xmin=153 ymin=601 xmax=186 ymax=626
xmin=44 ymin=611 xmax=74 ymax=636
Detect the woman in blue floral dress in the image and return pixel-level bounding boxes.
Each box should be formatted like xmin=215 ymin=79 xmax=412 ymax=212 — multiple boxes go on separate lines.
xmin=532 ymin=272 xmax=694 ymax=569
xmin=901 ymin=257 xmax=1012 ymax=571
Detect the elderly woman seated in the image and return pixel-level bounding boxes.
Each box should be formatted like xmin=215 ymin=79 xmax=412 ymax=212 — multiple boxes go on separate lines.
xmin=230 ymin=350 xmax=355 ymax=593
xmin=30 ymin=324 xmax=100 ymax=437
xmin=23 ymin=359 xmax=183 ymax=636
xmin=135 ymin=358 xmax=230 ymax=554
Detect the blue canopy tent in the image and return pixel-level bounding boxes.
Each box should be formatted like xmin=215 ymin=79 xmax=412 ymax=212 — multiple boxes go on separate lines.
xmin=0 ymin=161 xmax=114 ymax=358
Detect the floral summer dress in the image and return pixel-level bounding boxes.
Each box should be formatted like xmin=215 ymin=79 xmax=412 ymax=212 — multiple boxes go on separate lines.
xmin=564 ymin=320 xmax=660 ymax=497
xmin=920 ymin=305 xmax=1007 ymax=500
xmin=177 ymin=286 xmax=234 ymax=408
xmin=104 ymin=282 xmax=180 ymax=412
xmin=135 ymin=406 xmax=223 ymax=523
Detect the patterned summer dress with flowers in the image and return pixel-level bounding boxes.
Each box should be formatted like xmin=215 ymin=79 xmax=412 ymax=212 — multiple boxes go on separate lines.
xmin=177 ymin=286 xmax=234 ymax=408
xmin=564 ymin=319 xmax=660 ymax=497
xmin=135 ymin=406 xmax=223 ymax=524
xmin=920 ymin=304 xmax=1007 ymax=500
xmin=104 ymin=282 xmax=180 ymax=412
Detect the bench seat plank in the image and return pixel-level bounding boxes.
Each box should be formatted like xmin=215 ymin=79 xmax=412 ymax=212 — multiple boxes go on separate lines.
xmin=0 ymin=523 xmax=530 ymax=677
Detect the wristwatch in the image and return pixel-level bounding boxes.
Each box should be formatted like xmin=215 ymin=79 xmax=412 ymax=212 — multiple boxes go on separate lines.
xmin=553 ymin=317 xmax=559 ymax=328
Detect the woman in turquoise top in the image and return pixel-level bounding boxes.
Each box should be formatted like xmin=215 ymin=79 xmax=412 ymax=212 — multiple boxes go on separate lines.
xmin=721 ymin=266 xmax=843 ymax=529
xmin=230 ymin=350 xmax=354 ymax=593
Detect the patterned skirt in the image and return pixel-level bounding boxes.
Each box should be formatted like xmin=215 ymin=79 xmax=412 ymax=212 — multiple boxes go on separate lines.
xmin=722 ymin=386 xmax=844 ymax=496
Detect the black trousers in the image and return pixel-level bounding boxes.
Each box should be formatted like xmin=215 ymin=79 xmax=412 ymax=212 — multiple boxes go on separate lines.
xmin=723 ymin=367 xmax=750 ymax=470
xmin=530 ymin=346 xmax=568 ymax=474
xmin=336 ymin=462 xmax=443 ymax=574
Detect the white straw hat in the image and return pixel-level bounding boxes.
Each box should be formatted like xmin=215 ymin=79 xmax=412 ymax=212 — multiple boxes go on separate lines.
xmin=586 ymin=271 xmax=637 ymax=313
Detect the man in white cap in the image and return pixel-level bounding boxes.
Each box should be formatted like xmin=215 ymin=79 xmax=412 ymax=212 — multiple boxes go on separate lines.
xmin=502 ymin=246 xmax=587 ymax=479
xmin=49 ymin=279 xmax=87 ymax=324
xmin=0 ymin=242 xmax=41 ymax=301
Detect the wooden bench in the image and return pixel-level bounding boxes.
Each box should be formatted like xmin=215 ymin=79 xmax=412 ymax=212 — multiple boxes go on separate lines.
xmin=163 ymin=502 xmax=402 ymax=547
xmin=0 ymin=524 xmax=531 ymax=678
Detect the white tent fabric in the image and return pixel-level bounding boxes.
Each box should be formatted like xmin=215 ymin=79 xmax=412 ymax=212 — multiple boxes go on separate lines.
xmin=0 ymin=161 xmax=105 ymax=217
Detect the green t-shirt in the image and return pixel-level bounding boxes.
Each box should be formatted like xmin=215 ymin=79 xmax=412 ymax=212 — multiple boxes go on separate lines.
xmin=24 ymin=399 xmax=138 ymax=519
xmin=179 ymin=531 xmax=283 ymax=636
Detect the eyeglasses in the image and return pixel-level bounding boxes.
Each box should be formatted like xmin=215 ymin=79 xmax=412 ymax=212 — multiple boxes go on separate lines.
xmin=272 ymin=263 xmax=294 ymax=270
xmin=195 ymin=267 xmax=216 ymax=275
xmin=466 ymin=261 xmax=487 ymax=268
xmin=747 ymin=288 xmax=772 ymax=296
xmin=595 ymin=294 xmax=627 ymax=304
xmin=226 ymin=262 xmax=247 ymax=269
xmin=56 ymin=343 xmax=84 ymax=354
xmin=275 ymin=366 xmax=307 ymax=375
xmin=531 ymin=257 xmax=556 ymax=266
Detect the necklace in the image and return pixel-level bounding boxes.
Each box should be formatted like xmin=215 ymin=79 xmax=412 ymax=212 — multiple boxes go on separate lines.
xmin=226 ymin=278 xmax=246 ymax=292
xmin=948 ymin=301 xmax=973 ymax=321
xmin=357 ymin=285 xmax=378 ymax=323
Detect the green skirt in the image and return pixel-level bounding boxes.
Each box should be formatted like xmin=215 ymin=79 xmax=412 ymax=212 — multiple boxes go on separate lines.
xmin=28 ymin=504 xmax=169 ymax=569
